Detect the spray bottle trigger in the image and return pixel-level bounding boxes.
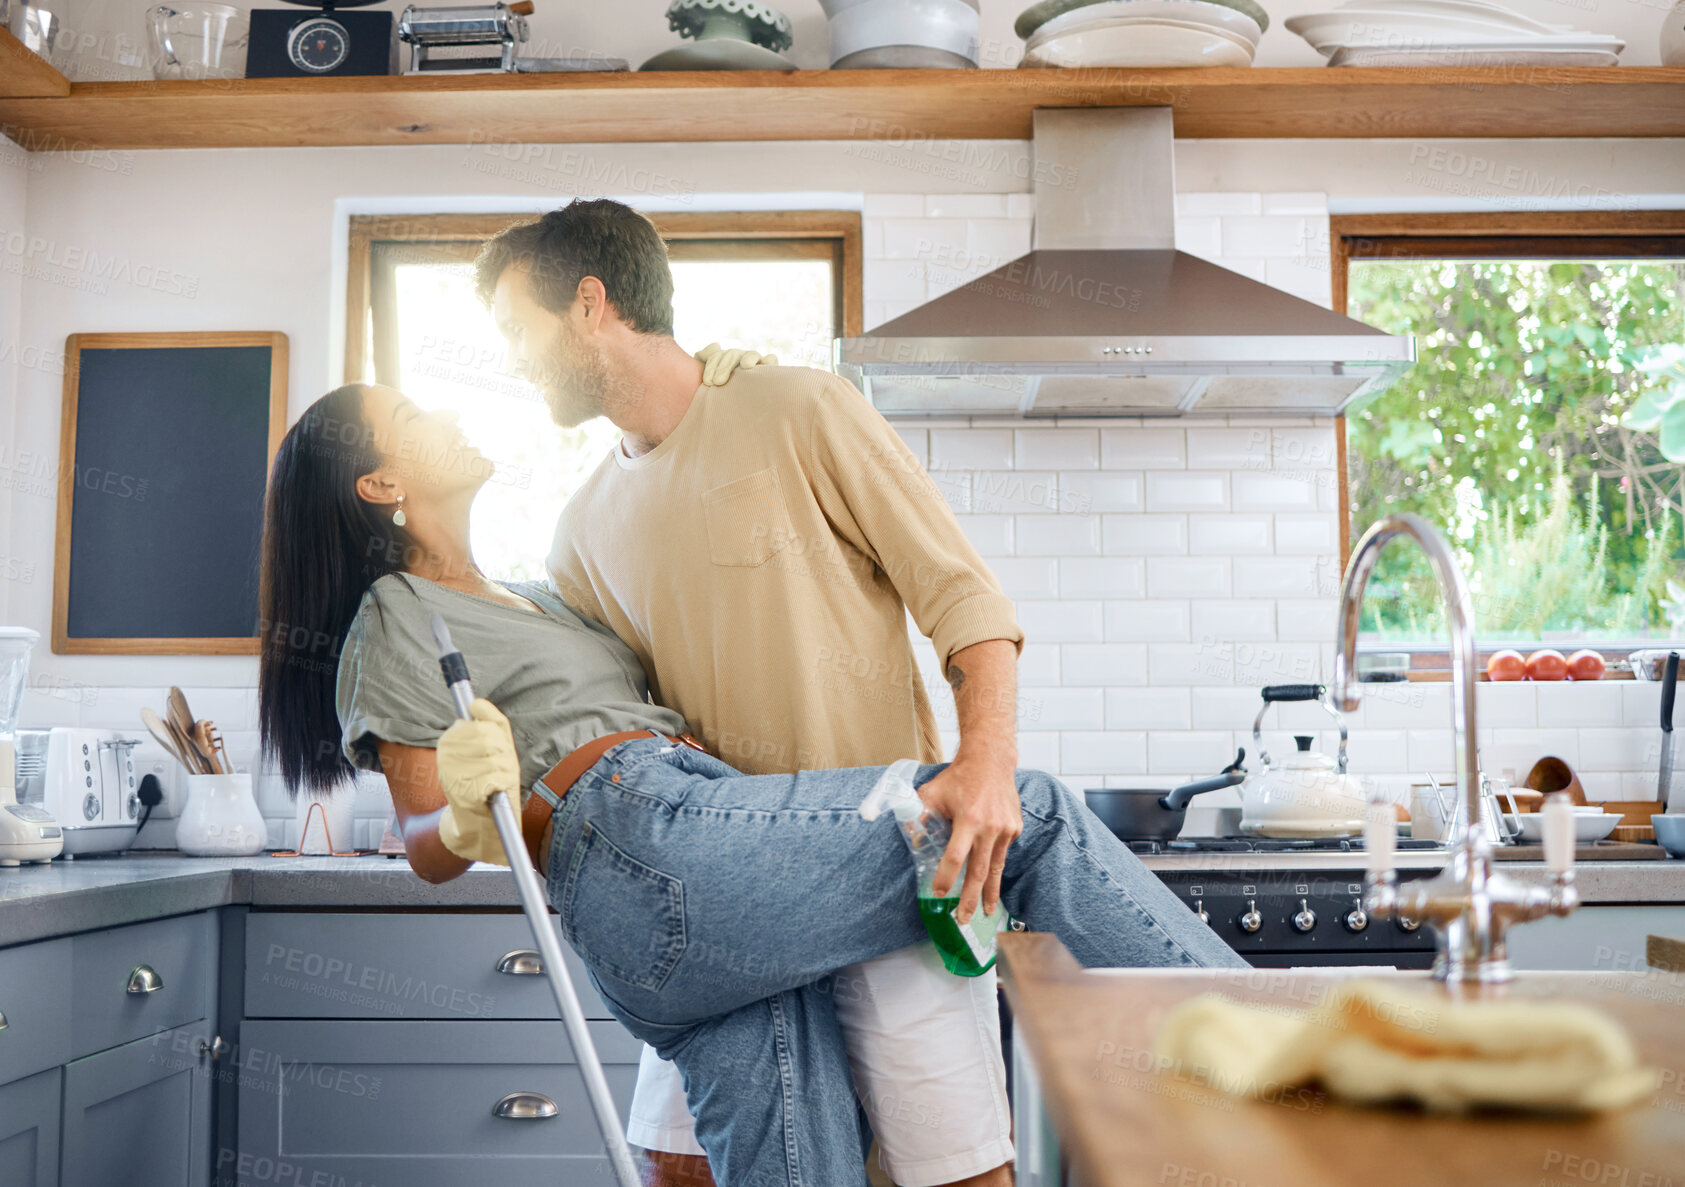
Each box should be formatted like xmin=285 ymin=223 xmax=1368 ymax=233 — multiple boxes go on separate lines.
xmin=859 ymin=758 xmax=922 ymax=821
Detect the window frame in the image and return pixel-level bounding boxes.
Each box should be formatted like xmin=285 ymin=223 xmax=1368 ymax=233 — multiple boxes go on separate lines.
xmin=344 ymin=209 xmax=864 ymax=386
xmin=1330 ymin=210 xmax=1685 ymax=678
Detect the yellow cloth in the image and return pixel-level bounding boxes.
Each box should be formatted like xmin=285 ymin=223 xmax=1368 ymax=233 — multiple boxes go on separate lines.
xmin=1153 ymin=979 xmax=1658 ymax=1113
xmin=435 ymin=698 xmax=525 ymax=866
xmin=547 ymin=366 xmax=1023 ymax=773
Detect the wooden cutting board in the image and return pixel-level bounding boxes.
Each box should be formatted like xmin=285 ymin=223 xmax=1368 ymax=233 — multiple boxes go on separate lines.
xmin=1491 ymin=841 xmax=1666 ymax=861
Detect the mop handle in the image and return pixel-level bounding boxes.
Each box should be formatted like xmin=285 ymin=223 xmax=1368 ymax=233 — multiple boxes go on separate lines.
xmin=431 ymin=615 xmax=641 ymax=1187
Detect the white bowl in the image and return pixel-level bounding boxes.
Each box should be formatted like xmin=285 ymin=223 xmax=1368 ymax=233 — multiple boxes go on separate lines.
xmin=1022 ymin=20 xmax=1256 ymax=65
xmin=1034 ymin=0 xmax=1264 ymax=46
xmin=1502 ymin=811 xmax=1621 ymax=844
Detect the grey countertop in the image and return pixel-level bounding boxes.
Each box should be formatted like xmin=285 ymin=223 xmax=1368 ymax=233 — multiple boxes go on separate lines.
xmin=3 ymin=848 xmax=1683 ymax=950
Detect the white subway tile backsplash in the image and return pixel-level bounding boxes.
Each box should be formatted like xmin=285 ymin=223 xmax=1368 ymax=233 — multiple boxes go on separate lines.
xmin=1188 ymin=686 xmax=1259 ymax=730
xmin=1535 ymin=681 xmax=1624 ymax=728
xmin=1148 ymin=557 xmax=1231 ymax=599
xmin=1103 ymin=514 xmax=1186 ymax=555
xmin=1261 ymin=192 xmax=1328 ymax=216
xmin=1237 ymin=556 xmax=1330 ymax=599
xmin=1264 ymin=258 xmax=1333 ymax=309
xmin=1488 ymin=728 xmax=1579 ymax=774
xmin=1220 ymin=215 xmax=1317 ymax=259
xmin=1148 ymin=644 xmax=1239 ymax=687
xmin=1065 ymin=474 xmax=1144 ymax=515
xmin=864 ymin=259 xmax=928 ymax=301
xmin=1579 ymin=728 xmax=1656 ymax=773
xmin=1272 ymin=427 xmax=1340 ymax=471
xmin=1359 ymin=682 xmax=1448 ymax=729
xmin=1145 ymin=472 xmax=1229 ymax=513
xmin=1060 ymin=557 xmax=1145 ymax=599
xmin=1188 ymin=514 xmax=1272 ymax=555
xmin=1177 ymin=192 xmax=1262 ymax=217
xmin=864 ymin=194 xmax=925 ymax=217
xmin=1062 ymin=643 xmax=1148 ymax=686
xmin=1018 ymin=643 xmax=1062 ymax=687
xmin=1061 ymin=732 xmax=1147 ymax=776
xmin=1233 ymin=472 xmax=1319 ymax=512
xmin=972 ymin=471 xmax=1060 ymax=515
xmin=989 ymin=558 xmax=1061 ymax=599
xmin=880 ymin=217 xmax=967 ymax=260
xmin=958 ymin=515 xmax=1014 ymax=557
xmin=932 ymin=471 xmax=972 ymax=514
xmin=924 ymin=194 xmax=1009 ymax=219
xmin=931 ymin=429 xmax=1014 ymax=470
xmin=1007 ymin=194 xmax=1036 ymax=221
xmin=1621 ymin=680 xmax=1663 ymax=727
xmin=1407 ymin=728 xmax=1454 ymax=773
xmin=1274 ymin=514 xmax=1340 ymax=556
xmin=1107 ymin=687 xmax=1192 ymax=731
xmin=1186 ymin=428 xmax=1272 ymax=470
xmin=1022 ymin=688 xmax=1105 ymax=730
xmin=1274 ymin=599 xmax=1336 ymax=642
xmin=893 ymin=427 xmax=928 ymax=465
xmin=1148 ymin=731 xmax=1235 ymax=775
xmin=1019 ymin=515 xmax=1104 ymax=557
xmin=968 ymin=219 xmax=1033 ymax=263
xmin=1015 ymin=429 xmax=1099 ymax=470
xmin=1174 ymin=216 xmax=1222 ymax=258
xmin=1016 ymin=600 xmax=1104 ymax=642
xmin=1190 ymin=600 xmax=1275 ymax=642
xmin=1473 ymin=681 xmax=1536 ymax=729
xmin=1101 ymin=428 xmax=1185 ymax=470
xmin=1104 ymin=601 xmax=1191 ymax=643
xmin=1344 ymin=729 xmax=1410 ymax=774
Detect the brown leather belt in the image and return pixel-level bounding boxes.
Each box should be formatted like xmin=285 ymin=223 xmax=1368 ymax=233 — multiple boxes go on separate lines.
xmin=530 ymin=730 xmax=706 ymax=872
xmin=539 ymin=729 xmax=706 ymax=803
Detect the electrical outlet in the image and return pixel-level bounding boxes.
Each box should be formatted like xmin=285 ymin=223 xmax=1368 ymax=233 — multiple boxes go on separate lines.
xmin=140 ymin=758 xmax=179 ymax=818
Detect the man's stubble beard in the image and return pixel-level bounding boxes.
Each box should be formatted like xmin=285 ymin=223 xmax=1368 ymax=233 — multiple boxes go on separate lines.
xmin=537 ymin=327 xmax=615 ymax=429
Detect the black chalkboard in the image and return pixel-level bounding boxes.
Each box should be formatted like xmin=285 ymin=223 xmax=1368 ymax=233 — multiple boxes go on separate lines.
xmin=54 ymin=333 xmax=287 ymax=654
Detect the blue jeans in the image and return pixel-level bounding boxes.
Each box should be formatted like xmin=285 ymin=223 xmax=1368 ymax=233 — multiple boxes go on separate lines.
xmin=540 ymin=736 xmax=1245 ymax=1184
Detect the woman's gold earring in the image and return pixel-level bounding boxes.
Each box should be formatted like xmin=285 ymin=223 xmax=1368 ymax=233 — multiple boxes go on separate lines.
xmin=392 ymin=495 xmax=407 ymax=527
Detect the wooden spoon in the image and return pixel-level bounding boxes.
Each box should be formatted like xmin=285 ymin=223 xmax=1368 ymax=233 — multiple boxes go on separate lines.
xmin=140 ymin=707 xmax=194 ymax=772
xmin=167 ymin=718 xmax=209 ymax=774
xmin=167 ymin=687 xmax=196 ymax=740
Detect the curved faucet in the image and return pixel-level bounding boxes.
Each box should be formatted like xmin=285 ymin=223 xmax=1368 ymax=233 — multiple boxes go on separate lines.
xmin=1334 ymin=513 xmax=1577 ymax=984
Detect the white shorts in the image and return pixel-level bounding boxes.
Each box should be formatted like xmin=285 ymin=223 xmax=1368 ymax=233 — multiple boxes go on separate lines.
xmin=627 ymin=942 xmax=1015 ymax=1186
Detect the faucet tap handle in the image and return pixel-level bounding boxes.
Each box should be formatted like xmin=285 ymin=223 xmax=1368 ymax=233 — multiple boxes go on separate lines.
xmin=1542 ymin=792 xmax=1575 ymax=876
xmin=1365 ymin=798 xmax=1396 ymax=879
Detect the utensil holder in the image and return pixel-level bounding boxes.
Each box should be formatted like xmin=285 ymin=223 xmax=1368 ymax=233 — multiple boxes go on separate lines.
xmin=176 ymin=773 xmax=266 ymax=856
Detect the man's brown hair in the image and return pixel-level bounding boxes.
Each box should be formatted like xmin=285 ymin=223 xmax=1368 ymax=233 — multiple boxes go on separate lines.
xmin=473 ymin=199 xmax=675 ymax=335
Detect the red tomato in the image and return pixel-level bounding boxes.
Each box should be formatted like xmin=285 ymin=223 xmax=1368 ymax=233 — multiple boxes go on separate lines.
xmin=1566 ymin=649 xmax=1606 ymax=681
xmin=1525 ymin=649 xmax=1569 ymax=681
xmin=1486 ymin=649 xmax=1526 ymax=681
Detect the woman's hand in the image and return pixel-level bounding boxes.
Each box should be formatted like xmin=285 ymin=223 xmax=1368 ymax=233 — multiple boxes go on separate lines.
xmin=695 ymin=342 xmax=779 ymax=386
xmin=435 ymin=698 xmax=524 ymax=866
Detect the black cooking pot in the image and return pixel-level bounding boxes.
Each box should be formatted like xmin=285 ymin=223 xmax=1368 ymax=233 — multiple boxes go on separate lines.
xmin=1084 ymin=750 xmax=1247 ymax=842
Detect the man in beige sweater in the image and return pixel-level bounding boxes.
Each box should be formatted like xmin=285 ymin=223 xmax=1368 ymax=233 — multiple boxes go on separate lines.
xmin=476 ymin=199 xmax=1025 ymax=1187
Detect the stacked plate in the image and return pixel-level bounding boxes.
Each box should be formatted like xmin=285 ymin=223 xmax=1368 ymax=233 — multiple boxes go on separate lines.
xmin=1017 ymin=0 xmax=1270 ymax=67
xmin=1285 ymin=0 xmax=1624 ymax=66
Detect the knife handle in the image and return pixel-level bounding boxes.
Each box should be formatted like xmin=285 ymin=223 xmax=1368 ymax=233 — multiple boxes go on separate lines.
xmin=1663 ymin=652 xmax=1680 ymax=732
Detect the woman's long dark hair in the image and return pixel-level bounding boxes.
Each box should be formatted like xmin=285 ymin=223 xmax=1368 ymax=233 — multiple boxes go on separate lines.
xmin=259 ymin=384 xmax=415 ymax=796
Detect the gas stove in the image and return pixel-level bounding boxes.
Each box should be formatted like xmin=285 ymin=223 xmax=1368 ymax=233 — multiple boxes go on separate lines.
xmin=1134 ymin=837 xmax=1445 ymax=969
xmin=1128 ymin=836 xmax=1445 ymax=856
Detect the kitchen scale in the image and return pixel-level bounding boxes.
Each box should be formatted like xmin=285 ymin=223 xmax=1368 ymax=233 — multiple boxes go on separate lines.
xmin=0 ymin=627 xmax=63 ymax=866
xmin=246 ymin=0 xmax=398 ymax=77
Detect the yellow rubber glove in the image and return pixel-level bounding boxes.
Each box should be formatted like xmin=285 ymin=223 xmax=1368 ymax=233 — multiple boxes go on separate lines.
xmin=695 ymin=342 xmax=779 ymax=387
xmin=435 ymin=698 xmax=525 ymax=866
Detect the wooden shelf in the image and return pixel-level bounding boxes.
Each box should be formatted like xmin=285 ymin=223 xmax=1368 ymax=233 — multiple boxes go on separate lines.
xmin=2 ymin=64 xmax=1682 ymax=150
xmin=0 ymin=27 xmax=70 ymax=99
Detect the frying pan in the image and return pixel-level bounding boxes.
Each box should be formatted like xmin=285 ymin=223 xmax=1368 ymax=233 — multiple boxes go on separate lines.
xmin=1084 ymin=750 xmax=1248 ymax=842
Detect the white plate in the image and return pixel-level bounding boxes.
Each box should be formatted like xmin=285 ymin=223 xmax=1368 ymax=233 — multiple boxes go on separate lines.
xmin=1022 ymin=20 xmax=1256 ymax=65
xmin=1030 ymin=13 xmax=1259 ymax=50
xmin=1343 ymin=0 xmax=1577 ymax=36
xmin=1286 ymin=11 xmax=1588 ymax=51
xmin=1327 ymin=43 xmax=1620 ymax=65
xmin=1033 ymin=0 xmax=1264 ymax=46
xmin=1503 ymin=812 xmax=1621 ymax=843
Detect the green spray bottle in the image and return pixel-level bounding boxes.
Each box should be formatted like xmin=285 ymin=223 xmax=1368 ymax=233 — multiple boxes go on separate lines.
xmin=860 ymin=759 xmax=1013 ymax=977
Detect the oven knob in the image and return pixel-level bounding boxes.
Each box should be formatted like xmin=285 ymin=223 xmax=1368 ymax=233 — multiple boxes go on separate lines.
xmin=1237 ymin=899 xmax=1262 ymax=934
xmin=1343 ymin=901 xmax=1369 ymax=932
xmin=1192 ymin=899 xmax=1209 ymax=925
xmin=1396 ymin=914 xmax=1422 ymax=933
xmin=1291 ymin=898 xmax=1317 ymax=934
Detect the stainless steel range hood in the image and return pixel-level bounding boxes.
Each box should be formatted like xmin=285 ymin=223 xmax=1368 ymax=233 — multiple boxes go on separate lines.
xmin=834 ymin=108 xmax=1414 ymax=418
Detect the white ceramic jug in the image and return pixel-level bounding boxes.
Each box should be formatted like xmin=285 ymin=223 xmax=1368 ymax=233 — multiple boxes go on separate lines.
xmin=176 ymin=773 xmax=267 ymax=856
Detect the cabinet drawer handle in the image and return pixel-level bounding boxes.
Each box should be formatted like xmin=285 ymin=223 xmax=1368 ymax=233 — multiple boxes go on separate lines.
xmin=198 ymin=1036 xmax=230 ymax=1061
xmin=0 ymin=1008 xmax=8 ymax=1032
xmin=496 ymin=949 xmax=544 ymax=976
xmin=126 ymin=964 xmax=164 ymax=994
xmin=492 ymin=1092 xmax=558 ymax=1120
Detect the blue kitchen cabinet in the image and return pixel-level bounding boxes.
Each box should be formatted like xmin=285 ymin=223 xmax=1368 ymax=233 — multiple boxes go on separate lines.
xmin=61 ymin=1016 xmax=216 ymax=1187
xmin=0 ymin=1067 xmax=62 ymax=1187
xmin=238 ymin=1018 xmax=641 ymax=1186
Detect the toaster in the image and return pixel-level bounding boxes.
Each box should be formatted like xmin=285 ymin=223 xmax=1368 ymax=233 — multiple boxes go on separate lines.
xmin=16 ymin=728 xmax=143 ymax=857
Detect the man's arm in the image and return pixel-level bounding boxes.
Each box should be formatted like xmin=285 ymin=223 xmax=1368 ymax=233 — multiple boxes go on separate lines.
xmin=805 ymin=375 xmax=1026 ymax=922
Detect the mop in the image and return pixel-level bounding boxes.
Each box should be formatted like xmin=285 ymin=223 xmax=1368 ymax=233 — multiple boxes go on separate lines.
xmin=431 ymin=614 xmax=641 ymax=1187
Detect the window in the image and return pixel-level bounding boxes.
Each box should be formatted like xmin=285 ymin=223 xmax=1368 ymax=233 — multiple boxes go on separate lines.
xmin=346 ymin=212 xmax=861 ymax=580
xmin=1333 ymin=213 xmax=1685 ymax=650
